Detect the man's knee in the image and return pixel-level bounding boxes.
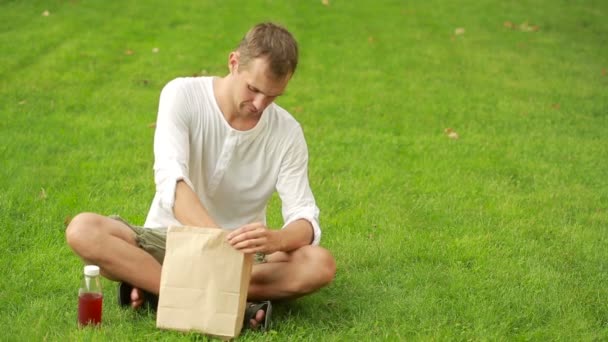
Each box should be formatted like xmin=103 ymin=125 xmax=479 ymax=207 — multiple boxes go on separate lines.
xmin=65 ymin=212 xmax=106 ymax=259
xmin=312 ymin=247 xmax=336 ymax=287
xmin=294 ymin=246 xmax=336 ymax=293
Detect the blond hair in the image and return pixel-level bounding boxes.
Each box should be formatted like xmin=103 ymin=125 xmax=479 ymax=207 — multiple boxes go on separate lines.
xmin=236 ymin=22 xmax=299 ymax=78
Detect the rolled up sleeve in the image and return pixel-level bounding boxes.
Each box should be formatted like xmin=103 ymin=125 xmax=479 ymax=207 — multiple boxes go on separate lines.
xmin=153 ymin=79 xmax=195 ymax=210
xmin=277 ymin=127 xmax=322 ymax=246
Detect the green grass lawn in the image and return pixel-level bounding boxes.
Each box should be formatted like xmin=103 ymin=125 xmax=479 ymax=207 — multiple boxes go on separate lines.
xmin=1 ymin=0 xmax=607 ymax=340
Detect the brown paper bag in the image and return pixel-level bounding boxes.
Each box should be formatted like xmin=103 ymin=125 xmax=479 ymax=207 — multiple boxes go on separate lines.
xmin=156 ymin=226 xmax=253 ymax=339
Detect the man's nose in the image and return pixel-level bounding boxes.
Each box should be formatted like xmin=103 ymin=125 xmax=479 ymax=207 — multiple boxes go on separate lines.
xmin=252 ymin=93 xmax=267 ymax=110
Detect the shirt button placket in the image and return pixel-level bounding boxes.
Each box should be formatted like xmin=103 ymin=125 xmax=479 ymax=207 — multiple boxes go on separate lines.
xmin=208 ymin=133 xmax=237 ymax=196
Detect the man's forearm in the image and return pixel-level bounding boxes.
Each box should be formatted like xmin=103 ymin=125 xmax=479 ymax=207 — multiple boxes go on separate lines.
xmin=276 ymin=219 xmax=314 ymax=252
xmin=173 ymin=180 xmax=219 ymax=228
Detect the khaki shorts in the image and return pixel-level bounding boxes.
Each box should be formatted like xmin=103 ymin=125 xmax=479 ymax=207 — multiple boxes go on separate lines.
xmin=110 ymin=215 xmax=266 ymax=265
xmin=110 ymin=215 xmax=168 ymax=264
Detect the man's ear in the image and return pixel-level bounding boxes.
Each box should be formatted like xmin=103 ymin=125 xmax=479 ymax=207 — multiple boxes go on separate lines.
xmin=228 ymin=52 xmax=239 ymax=74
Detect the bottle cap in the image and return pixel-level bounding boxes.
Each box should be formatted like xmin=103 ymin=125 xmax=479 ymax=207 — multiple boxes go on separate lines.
xmin=84 ymin=265 xmax=100 ymax=277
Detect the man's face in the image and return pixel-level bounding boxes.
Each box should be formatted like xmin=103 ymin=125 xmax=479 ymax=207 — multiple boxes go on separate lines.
xmin=232 ymin=57 xmax=290 ymax=117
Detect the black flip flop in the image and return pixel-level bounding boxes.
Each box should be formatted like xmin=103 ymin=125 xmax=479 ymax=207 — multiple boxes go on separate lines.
xmin=243 ymin=301 xmax=272 ymax=331
xmin=117 ymin=282 xmax=159 ymax=311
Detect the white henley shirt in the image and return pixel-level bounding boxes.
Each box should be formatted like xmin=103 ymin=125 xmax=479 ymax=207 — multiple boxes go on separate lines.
xmin=144 ymin=77 xmax=321 ymax=245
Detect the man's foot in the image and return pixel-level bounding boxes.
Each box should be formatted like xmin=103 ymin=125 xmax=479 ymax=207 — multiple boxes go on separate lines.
xmin=243 ymin=301 xmax=272 ymax=331
xmin=249 ymin=308 xmax=265 ymax=329
xmin=117 ymin=282 xmax=158 ymax=311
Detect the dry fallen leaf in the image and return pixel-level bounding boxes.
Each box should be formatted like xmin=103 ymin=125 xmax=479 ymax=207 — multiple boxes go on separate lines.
xmin=602 ymin=68 xmax=607 ymax=76
xmin=519 ymin=22 xmax=531 ymax=31
xmin=368 ymin=36 xmax=375 ymax=44
xmin=322 ymin=0 xmax=329 ymax=5
xmin=42 ymin=10 xmax=50 ymax=17
xmin=148 ymin=122 xmax=157 ymax=128
xmin=125 ymin=49 xmax=134 ymax=55
xmin=39 ymin=188 xmax=47 ymax=200
xmin=519 ymin=21 xmax=539 ymax=32
xmin=552 ymin=103 xmax=560 ymax=110
xmin=64 ymin=215 xmax=73 ymax=227
xmin=192 ymin=69 xmax=208 ymax=77
xmin=444 ymin=128 xmax=460 ymax=139
xmin=293 ymin=106 xmax=303 ymax=113
xmin=454 ymin=28 xmax=465 ymax=35
xmin=504 ymin=20 xmax=539 ymax=32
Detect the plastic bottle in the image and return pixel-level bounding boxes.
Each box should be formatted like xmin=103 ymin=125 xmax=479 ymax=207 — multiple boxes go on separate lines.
xmin=78 ymin=265 xmax=103 ymax=327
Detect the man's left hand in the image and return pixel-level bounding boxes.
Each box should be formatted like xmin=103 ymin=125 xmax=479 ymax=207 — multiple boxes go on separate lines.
xmin=226 ymin=222 xmax=283 ymax=254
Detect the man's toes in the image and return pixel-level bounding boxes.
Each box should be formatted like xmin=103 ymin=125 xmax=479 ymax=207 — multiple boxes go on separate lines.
xmin=248 ymin=309 xmax=266 ymax=329
xmin=131 ymin=287 xmax=140 ymax=301
xmin=255 ymin=309 xmax=265 ymax=323
xmin=130 ymin=288 xmax=144 ymax=309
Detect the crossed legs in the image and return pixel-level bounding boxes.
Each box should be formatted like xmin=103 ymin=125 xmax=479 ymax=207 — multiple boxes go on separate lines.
xmin=66 ymin=213 xmax=336 ymax=311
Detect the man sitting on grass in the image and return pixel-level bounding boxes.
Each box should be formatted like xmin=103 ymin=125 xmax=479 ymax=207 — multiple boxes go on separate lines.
xmin=66 ymin=22 xmax=336 ymax=330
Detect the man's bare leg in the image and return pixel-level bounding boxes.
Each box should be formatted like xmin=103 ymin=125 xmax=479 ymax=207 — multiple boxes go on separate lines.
xmin=243 ymin=246 xmax=335 ymax=327
xmin=248 ymin=246 xmax=336 ymax=301
xmin=65 ymin=213 xmax=162 ymax=304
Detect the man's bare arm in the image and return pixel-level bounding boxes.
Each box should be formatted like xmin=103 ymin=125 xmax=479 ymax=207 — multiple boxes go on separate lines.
xmin=226 ymin=219 xmax=313 ymax=254
xmin=173 ymin=180 xmax=219 ymax=228
xmin=276 ymin=219 xmax=314 ymax=251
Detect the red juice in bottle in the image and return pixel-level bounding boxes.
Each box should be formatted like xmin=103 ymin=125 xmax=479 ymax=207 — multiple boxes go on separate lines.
xmin=78 ymin=293 xmax=103 ymax=326
xmin=78 ymin=265 xmax=103 ymax=327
